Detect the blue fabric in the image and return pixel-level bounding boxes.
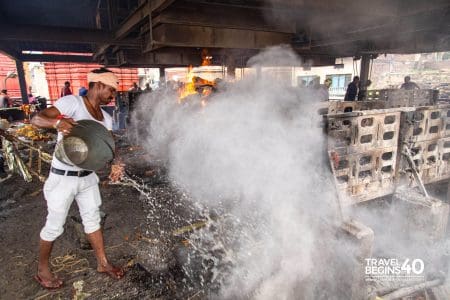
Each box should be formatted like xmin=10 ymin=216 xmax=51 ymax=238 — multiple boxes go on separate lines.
xmin=78 ymin=87 xmax=88 ymax=96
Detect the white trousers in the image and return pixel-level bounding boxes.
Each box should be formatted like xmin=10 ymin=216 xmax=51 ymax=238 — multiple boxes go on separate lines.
xmin=40 ymin=172 xmax=102 ymax=241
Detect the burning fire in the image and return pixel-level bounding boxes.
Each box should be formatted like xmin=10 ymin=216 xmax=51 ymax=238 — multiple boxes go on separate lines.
xmin=178 ymin=49 xmax=216 ymax=101
xmin=201 ymin=48 xmax=212 ymax=66
xmin=178 ymin=65 xmax=197 ymax=101
xmin=178 ymin=66 xmax=216 ymax=101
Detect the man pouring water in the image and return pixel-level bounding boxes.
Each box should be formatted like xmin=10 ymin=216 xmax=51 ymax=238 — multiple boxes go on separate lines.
xmin=31 ymin=68 xmax=125 ymax=289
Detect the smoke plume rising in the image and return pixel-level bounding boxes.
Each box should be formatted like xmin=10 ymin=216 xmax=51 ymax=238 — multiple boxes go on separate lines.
xmin=129 ymin=46 xmax=396 ymax=299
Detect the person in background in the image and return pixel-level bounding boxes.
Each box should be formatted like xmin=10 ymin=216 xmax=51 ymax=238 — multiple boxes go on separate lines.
xmin=144 ymin=83 xmax=152 ymax=92
xmin=318 ymin=78 xmax=332 ymax=101
xmin=78 ymin=87 xmax=88 ymax=97
xmin=1 ymin=89 xmax=11 ymax=108
xmin=60 ymin=81 xmax=73 ymax=97
xmin=31 ymin=68 xmax=125 ymax=289
xmin=28 ymin=86 xmax=37 ymax=104
xmin=344 ymin=76 xmax=360 ymax=101
xmin=129 ymin=82 xmax=141 ymax=93
xmin=400 ymin=76 xmax=420 ymax=90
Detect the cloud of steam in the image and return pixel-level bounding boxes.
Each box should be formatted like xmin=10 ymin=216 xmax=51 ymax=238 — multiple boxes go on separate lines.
xmin=130 ymin=46 xmax=346 ymax=299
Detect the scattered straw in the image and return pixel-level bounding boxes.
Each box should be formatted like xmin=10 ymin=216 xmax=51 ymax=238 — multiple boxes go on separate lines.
xmin=34 ymin=291 xmax=62 ymax=300
xmin=28 ymin=188 xmax=42 ymax=197
xmin=105 ymin=243 xmax=124 ymax=250
xmin=50 ymin=254 xmax=89 ymax=274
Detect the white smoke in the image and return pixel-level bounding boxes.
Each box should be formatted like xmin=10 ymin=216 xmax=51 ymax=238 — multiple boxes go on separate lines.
xmin=130 ymin=46 xmax=346 ymax=299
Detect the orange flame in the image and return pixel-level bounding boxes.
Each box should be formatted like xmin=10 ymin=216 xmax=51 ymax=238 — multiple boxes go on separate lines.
xmin=178 ymin=65 xmax=216 ymax=101
xmin=201 ymin=49 xmax=212 ymax=66
xmin=178 ymin=65 xmax=197 ymax=101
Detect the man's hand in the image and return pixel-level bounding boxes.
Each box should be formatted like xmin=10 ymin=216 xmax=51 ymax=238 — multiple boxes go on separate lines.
xmin=109 ymin=163 xmax=125 ymax=182
xmin=55 ymin=118 xmax=78 ymax=136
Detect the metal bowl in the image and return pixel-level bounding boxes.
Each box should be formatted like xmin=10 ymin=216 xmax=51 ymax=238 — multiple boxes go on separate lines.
xmin=55 ymin=119 xmax=115 ymax=170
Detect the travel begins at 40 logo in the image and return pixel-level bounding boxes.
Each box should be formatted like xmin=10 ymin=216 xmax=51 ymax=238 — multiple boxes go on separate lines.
xmin=365 ymin=258 xmax=425 ymax=282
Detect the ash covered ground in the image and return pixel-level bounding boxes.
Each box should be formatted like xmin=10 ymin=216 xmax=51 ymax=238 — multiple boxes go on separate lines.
xmin=2 ymin=134 xmax=449 ymax=300
xmin=0 ymin=135 xmax=221 ymax=299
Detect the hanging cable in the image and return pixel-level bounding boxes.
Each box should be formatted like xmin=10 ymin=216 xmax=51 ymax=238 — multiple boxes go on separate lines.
xmin=353 ymin=58 xmax=359 ymax=77
xmin=352 ymin=59 xmax=356 ymax=76
xmin=369 ymin=57 xmax=374 ymax=80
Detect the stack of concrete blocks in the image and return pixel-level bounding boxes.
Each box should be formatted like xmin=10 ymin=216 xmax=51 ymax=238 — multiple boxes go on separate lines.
xmin=437 ymin=105 xmax=450 ymax=180
xmin=328 ymin=101 xmax=361 ymax=114
xmin=411 ymin=89 xmax=439 ymax=107
xmin=380 ymin=89 xmax=411 ymax=108
xmin=399 ymin=104 xmax=450 ymax=184
xmin=328 ymin=109 xmax=401 ymax=205
xmin=366 ymin=89 xmax=438 ymax=108
xmin=328 ymin=101 xmax=385 ymax=114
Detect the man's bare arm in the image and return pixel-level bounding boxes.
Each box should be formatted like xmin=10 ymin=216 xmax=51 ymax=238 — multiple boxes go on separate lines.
xmin=31 ymin=107 xmax=77 ymax=135
xmin=31 ymin=107 xmax=61 ymax=129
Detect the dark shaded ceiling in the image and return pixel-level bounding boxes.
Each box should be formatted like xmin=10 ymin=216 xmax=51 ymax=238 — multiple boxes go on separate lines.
xmin=0 ymin=0 xmax=99 ymax=28
xmin=0 ymin=0 xmax=449 ymax=67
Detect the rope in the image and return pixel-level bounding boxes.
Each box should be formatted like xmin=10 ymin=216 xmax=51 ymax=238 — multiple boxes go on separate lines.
xmin=50 ymin=254 xmax=89 ymax=274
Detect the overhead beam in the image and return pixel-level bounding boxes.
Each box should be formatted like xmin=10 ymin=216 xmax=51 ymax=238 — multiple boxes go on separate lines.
xmin=221 ymin=0 xmax=398 ymax=17
xmin=198 ymin=0 xmax=443 ymax=18
xmin=102 ymin=0 xmax=174 ymax=61
xmin=150 ymin=0 xmax=177 ymax=15
xmin=0 ymin=45 xmax=21 ymax=60
xmin=114 ymin=1 xmax=149 ymax=39
xmin=152 ymin=23 xmax=292 ymax=49
xmin=19 ymin=54 xmax=94 ymax=63
xmin=110 ymin=47 xmax=336 ymax=68
xmin=117 ymin=48 xmax=202 ymax=66
xmin=303 ymin=10 xmax=449 ymax=50
xmin=302 ymin=55 xmax=336 ymax=67
xmin=153 ymin=3 xmax=295 ymax=33
xmin=115 ymin=0 xmax=175 ymax=40
xmin=359 ymin=33 xmax=450 ymax=55
xmin=93 ymin=44 xmax=112 ymax=60
xmin=0 ymin=24 xmax=138 ymax=46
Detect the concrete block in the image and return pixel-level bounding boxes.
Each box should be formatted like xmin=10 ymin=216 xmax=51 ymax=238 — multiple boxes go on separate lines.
xmin=330 ymin=146 xmax=398 ymax=205
xmin=327 ymin=109 xmax=401 ymax=154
